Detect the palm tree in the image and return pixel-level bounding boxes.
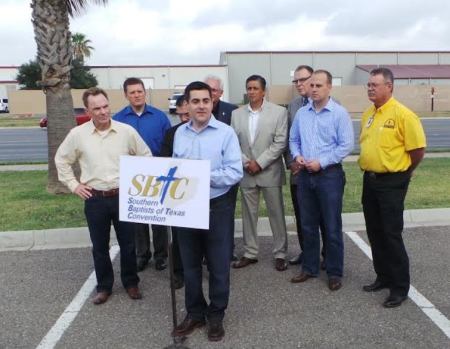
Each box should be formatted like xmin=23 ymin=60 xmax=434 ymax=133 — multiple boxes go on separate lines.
xmin=72 ymin=32 xmax=94 ymax=62
xmin=31 ymin=0 xmax=107 ymax=193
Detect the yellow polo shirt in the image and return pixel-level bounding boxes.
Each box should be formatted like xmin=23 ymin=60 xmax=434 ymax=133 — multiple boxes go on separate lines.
xmin=358 ymin=97 xmax=426 ymax=173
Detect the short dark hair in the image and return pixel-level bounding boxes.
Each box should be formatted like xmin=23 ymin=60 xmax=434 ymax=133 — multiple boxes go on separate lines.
xmin=184 ymin=81 xmax=212 ymax=100
xmin=246 ymin=75 xmax=266 ymax=91
xmin=82 ymin=87 xmax=108 ymax=108
xmin=294 ymin=65 xmax=314 ymax=74
xmin=123 ymin=77 xmax=145 ymax=93
xmin=370 ymin=67 xmax=394 ymax=83
xmin=175 ymin=94 xmax=187 ymax=107
xmin=313 ymin=69 xmax=333 ymax=85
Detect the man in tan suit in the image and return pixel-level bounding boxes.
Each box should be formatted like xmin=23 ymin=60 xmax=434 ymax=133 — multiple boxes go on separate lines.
xmin=231 ymin=75 xmax=289 ymax=271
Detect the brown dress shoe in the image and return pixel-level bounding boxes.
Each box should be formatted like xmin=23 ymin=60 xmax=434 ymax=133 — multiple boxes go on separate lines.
xmin=207 ymin=319 xmax=225 ymax=341
xmin=126 ymin=286 xmax=142 ymax=300
xmin=328 ymin=277 xmax=342 ymax=291
xmin=290 ymin=272 xmax=313 ymax=283
xmin=275 ymin=258 xmax=288 ymax=271
xmin=92 ymin=291 xmax=111 ymax=305
xmin=172 ymin=316 xmax=206 ymax=337
xmin=232 ymin=256 xmax=258 ymax=269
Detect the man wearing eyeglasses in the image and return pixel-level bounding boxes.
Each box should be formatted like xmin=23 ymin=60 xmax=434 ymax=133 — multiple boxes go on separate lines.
xmin=287 ymin=65 xmax=327 ymax=268
xmin=359 ymin=67 xmax=426 ymax=308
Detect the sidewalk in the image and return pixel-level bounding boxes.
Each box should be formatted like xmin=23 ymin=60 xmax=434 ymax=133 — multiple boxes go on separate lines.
xmin=1 ymin=208 xmax=449 ymax=251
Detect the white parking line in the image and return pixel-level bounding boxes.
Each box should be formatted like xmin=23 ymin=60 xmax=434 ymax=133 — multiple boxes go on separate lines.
xmin=346 ymin=231 xmax=450 ymax=339
xmin=35 ymin=245 xmax=120 ymax=349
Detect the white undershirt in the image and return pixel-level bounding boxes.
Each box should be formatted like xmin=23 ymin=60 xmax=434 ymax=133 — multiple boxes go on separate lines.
xmin=248 ymin=104 xmax=261 ymax=145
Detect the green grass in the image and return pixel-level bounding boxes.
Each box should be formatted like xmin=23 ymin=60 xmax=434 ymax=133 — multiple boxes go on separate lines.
xmin=0 ymin=115 xmax=42 ymax=127
xmin=1 ymin=158 xmax=450 ymax=231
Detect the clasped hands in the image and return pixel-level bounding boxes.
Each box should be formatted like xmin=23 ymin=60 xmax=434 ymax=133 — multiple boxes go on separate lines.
xmin=244 ymin=160 xmax=262 ymax=176
xmin=291 ymin=156 xmax=321 ymax=174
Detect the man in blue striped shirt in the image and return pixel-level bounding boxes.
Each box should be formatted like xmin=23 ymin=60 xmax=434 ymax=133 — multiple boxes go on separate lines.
xmin=289 ymin=70 xmax=354 ymax=291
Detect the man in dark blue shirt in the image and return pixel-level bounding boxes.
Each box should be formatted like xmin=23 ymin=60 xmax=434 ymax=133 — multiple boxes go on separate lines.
xmin=113 ymin=77 xmax=171 ymax=272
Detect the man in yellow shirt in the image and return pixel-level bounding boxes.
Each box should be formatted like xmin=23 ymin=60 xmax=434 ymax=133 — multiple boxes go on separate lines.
xmin=359 ymin=68 xmax=426 ymax=308
xmin=55 ymin=87 xmax=151 ymax=305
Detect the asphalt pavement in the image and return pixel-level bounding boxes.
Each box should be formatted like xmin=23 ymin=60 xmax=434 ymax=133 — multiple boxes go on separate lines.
xmin=1 ymin=209 xmax=450 ymax=348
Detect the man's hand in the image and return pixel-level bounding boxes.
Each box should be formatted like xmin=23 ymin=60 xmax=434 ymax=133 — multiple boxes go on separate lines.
xmin=74 ymin=183 xmax=93 ymax=200
xmin=289 ymin=162 xmax=301 ymax=175
xmin=245 ymin=160 xmax=262 ymax=175
xmin=305 ymin=160 xmax=321 ymax=173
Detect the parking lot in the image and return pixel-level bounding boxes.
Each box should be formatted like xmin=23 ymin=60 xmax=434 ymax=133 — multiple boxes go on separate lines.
xmin=1 ymin=223 xmax=449 ymax=349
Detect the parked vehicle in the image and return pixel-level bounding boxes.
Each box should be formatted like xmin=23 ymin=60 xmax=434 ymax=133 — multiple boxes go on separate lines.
xmin=0 ymin=98 xmax=9 ymax=113
xmin=39 ymin=108 xmax=90 ymax=128
xmin=168 ymin=92 xmax=184 ymax=114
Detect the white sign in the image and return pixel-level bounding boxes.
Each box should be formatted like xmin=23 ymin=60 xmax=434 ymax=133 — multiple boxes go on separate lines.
xmin=119 ymin=156 xmax=210 ymax=229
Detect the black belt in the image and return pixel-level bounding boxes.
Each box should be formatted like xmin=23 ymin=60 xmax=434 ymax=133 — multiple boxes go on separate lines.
xmin=302 ymin=163 xmax=342 ymax=175
xmin=90 ymin=188 xmax=119 ymax=197
xmin=364 ymin=170 xmax=409 ymax=179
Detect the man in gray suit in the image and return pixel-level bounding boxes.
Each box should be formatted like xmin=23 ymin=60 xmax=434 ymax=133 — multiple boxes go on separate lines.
xmin=231 ymin=75 xmax=289 ymax=271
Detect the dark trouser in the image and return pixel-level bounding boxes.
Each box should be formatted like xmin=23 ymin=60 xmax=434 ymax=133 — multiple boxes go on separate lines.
xmin=84 ymin=195 xmax=139 ymax=293
xmin=362 ymin=171 xmax=411 ymax=297
xmin=290 ymin=183 xmax=327 ymax=259
xmin=135 ymin=223 xmax=168 ymax=262
xmin=177 ymin=191 xmax=234 ymax=321
xmin=172 ymin=227 xmax=184 ymax=278
xmin=298 ymin=165 xmax=345 ymax=277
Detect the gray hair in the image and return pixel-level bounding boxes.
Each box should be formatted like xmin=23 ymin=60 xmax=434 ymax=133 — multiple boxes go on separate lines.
xmin=204 ymin=75 xmax=224 ymax=90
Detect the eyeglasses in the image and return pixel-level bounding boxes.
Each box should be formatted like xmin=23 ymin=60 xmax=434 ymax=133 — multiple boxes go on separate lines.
xmin=292 ymin=76 xmax=311 ymax=85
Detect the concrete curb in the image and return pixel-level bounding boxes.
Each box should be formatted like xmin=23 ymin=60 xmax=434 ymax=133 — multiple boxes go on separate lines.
xmin=1 ymin=208 xmax=449 ymax=252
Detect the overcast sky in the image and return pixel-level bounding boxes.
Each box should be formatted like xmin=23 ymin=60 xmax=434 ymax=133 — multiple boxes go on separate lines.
xmin=3 ymin=0 xmax=450 ymax=66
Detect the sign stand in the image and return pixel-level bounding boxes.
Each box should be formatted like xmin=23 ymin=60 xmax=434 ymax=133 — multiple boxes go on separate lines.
xmin=163 ymin=226 xmax=190 ymax=349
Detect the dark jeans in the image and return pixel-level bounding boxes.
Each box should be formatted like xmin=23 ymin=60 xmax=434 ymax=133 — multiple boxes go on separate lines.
xmin=135 ymin=223 xmax=168 ymax=262
xmin=84 ymin=195 xmax=139 ymax=293
xmin=298 ymin=165 xmax=345 ymax=277
xmin=362 ymin=171 xmax=411 ymax=297
xmin=229 ymin=183 xmax=239 ymax=258
xmin=177 ymin=191 xmax=234 ymax=321
xmin=291 ymin=183 xmax=327 ymax=259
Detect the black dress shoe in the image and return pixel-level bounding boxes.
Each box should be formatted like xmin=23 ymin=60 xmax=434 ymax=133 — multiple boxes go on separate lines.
xmin=363 ymin=280 xmax=389 ymax=292
xmin=136 ymin=259 xmax=148 ymax=272
xmin=231 ymin=254 xmax=238 ymax=262
xmin=207 ymin=319 xmax=225 ymax=341
xmin=288 ymin=254 xmax=303 ymax=265
xmin=383 ymin=295 xmax=407 ymax=308
xmin=275 ymin=258 xmax=288 ymax=271
xmin=172 ymin=316 xmax=206 ymax=337
xmin=155 ymin=258 xmax=167 ymax=271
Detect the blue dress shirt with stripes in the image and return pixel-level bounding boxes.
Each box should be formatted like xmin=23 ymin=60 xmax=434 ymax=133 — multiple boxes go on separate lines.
xmin=289 ymin=97 xmax=354 ymax=169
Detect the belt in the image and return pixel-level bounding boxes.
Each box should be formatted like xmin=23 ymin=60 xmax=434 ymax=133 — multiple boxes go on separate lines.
xmin=364 ymin=171 xmax=409 ymax=179
xmin=302 ymin=163 xmax=342 ymax=175
xmin=90 ymin=188 xmax=119 ymax=197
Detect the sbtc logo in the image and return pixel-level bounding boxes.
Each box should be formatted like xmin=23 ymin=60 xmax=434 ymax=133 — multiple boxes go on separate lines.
xmin=128 ymin=166 xmax=189 ymax=204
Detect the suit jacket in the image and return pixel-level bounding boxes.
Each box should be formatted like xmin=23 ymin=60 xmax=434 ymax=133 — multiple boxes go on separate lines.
xmin=214 ymin=100 xmax=238 ymax=126
xmin=285 ymin=96 xmax=305 ymax=182
xmin=231 ymin=100 xmax=288 ymax=188
xmin=160 ymin=122 xmax=186 ymax=157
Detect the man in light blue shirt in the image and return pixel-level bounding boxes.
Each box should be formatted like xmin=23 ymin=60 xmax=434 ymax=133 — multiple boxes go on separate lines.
xmin=289 ymin=70 xmax=354 ymax=291
xmin=172 ymin=81 xmax=243 ymax=342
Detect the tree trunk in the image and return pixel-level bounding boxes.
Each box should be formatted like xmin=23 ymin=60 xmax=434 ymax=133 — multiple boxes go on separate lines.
xmin=31 ymin=0 xmax=76 ymax=193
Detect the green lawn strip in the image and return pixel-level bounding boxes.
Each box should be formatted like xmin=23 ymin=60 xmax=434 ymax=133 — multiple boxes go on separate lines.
xmin=0 ymin=116 xmax=42 ymax=127
xmin=1 ymin=158 xmax=450 ymax=232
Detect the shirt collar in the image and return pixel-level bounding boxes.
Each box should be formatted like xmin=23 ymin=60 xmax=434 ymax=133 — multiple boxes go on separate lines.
xmin=86 ymin=119 xmax=118 ymax=134
xmin=308 ymin=97 xmax=334 ymax=112
xmin=374 ymin=97 xmax=395 ymax=114
xmin=186 ymin=114 xmax=219 ymax=132
xmin=247 ymin=99 xmax=266 ymax=113
xmin=125 ymin=104 xmax=154 ymax=116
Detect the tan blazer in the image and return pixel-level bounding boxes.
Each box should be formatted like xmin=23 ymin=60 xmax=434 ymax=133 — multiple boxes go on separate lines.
xmin=231 ymin=100 xmax=288 ymax=188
